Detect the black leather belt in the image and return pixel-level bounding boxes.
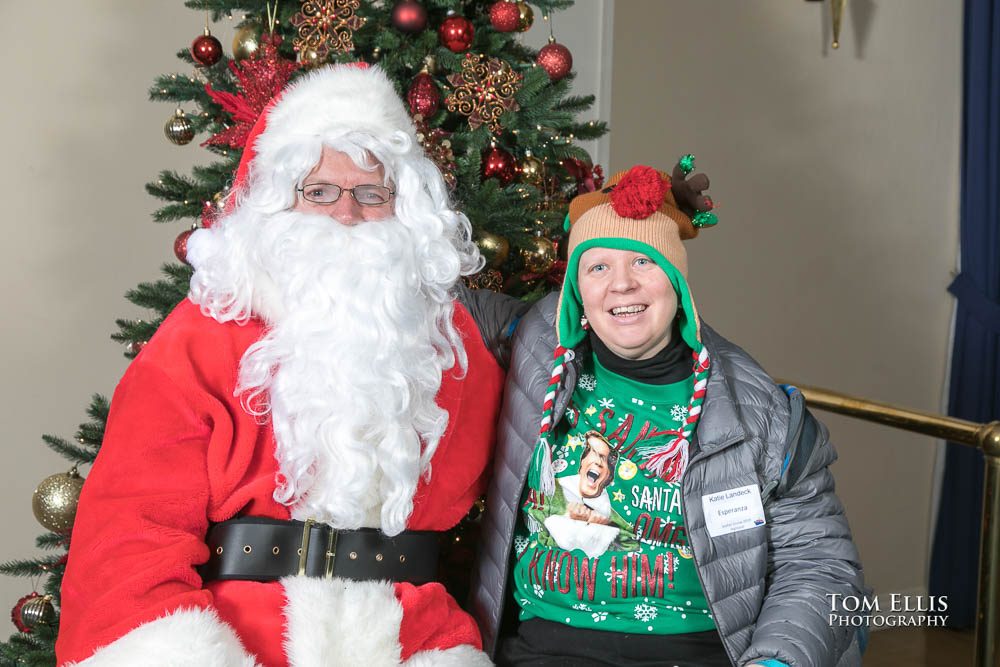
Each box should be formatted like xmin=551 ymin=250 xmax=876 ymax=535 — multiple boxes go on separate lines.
xmin=200 ymin=517 xmax=440 ymax=584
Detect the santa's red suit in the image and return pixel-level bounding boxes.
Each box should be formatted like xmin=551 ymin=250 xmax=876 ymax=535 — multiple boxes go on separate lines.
xmin=56 ymin=298 xmax=503 ymax=666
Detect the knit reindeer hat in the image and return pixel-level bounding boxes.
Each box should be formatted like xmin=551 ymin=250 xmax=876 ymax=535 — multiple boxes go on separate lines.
xmin=529 ymin=158 xmax=718 ymax=493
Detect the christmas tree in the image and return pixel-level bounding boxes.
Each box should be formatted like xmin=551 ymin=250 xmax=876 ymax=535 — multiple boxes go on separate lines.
xmin=0 ymin=1 xmax=605 ymax=662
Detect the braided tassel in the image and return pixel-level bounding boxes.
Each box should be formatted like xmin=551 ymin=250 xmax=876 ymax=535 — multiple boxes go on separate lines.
xmin=640 ymin=346 xmax=710 ymax=482
xmin=527 ymin=346 xmax=569 ymax=496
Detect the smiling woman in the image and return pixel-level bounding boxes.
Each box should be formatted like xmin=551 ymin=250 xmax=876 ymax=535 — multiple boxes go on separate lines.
xmin=577 ymin=248 xmax=678 ymax=360
xmin=473 ymin=159 xmax=868 ymax=667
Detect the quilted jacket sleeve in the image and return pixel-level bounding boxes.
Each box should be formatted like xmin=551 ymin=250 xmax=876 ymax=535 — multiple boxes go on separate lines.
xmin=469 ymin=297 xmax=557 ymax=657
xmin=739 ymin=393 xmax=865 ymax=667
xmin=454 ymin=283 xmax=530 ymax=369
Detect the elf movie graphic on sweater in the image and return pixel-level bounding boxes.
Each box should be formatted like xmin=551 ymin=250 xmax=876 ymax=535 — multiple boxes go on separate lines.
xmin=513 ymin=356 xmax=714 ymax=633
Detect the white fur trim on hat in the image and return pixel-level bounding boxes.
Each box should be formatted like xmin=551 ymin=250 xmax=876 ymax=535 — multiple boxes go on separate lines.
xmin=65 ymin=607 xmax=260 ymax=667
xmin=255 ymin=65 xmax=417 ymax=172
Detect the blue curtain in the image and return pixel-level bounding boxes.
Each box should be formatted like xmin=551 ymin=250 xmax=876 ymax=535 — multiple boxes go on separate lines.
xmin=928 ymin=0 xmax=1000 ymax=630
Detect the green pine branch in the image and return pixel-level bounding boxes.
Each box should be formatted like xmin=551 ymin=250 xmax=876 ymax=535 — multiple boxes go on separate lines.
xmin=34 ymin=535 xmax=67 ymax=552
xmin=0 ymin=556 xmax=63 ymax=579
xmin=40 ymin=436 xmax=94 ymax=465
xmin=149 ymin=74 xmax=209 ymax=102
xmin=125 ymin=265 xmax=194 ymax=317
xmin=553 ymin=93 xmax=595 ymax=113
xmin=111 ymin=318 xmax=162 ymax=348
xmin=1 ymin=624 xmax=58 ymax=667
xmin=146 ymin=170 xmax=217 ymax=222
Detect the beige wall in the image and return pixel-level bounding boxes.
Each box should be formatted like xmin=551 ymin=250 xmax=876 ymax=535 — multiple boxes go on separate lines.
xmin=0 ymin=3 xmax=213 ymax=616
xmin=611 ymin=1 xmax=962 ymax=601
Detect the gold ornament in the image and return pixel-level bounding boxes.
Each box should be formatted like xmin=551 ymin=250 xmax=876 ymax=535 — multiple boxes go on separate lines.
xmin=516 ymin=1 xmax=534 ymax=31
xmin=291 ymin=0 xmax=365 ymax=59
xmin=518 ymin=154 xmax=543 ymax=185
xmin=446 ymin=54 xmax=522 ymax=133
xmin=164 ymin=108 xmax=194 ymax=146
xmin=32 ymin=467 xmax=85 ymax=533
xmin=414 ymin=116 xmax=457 ymax=190
xmin=522 ymin=235 xmax=556 ymax=273
xmin=298 ymin=45 xmax=324 ymax=67
xmin=20 ymin=595 xmax=56 ymax=629
xmin=463 ymin=269 xmax=504 ymax=292
xmin=476 ymin=231 xmax=510 ymax=269
xmin=232 ymin=22 xmax=262 ymax=60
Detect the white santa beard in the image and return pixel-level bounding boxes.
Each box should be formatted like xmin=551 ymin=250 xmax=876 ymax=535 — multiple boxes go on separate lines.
xmin=194 ymin=210 xmax=464 ymax=536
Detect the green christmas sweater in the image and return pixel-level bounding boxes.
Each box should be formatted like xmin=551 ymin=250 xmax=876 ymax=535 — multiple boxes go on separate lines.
xmin=512 ymin=353 xmax=715 ymax=634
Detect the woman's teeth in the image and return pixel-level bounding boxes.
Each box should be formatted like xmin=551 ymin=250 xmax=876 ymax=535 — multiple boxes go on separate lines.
xmin=611 ymin=305 xmax=646 ymax=316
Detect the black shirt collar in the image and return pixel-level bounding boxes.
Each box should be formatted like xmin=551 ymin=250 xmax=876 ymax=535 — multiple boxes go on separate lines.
xmin=588 ymin=318 xmax=693 ymax=385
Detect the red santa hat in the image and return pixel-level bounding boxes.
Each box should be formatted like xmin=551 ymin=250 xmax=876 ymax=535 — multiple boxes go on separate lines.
xmin=222 ymin=62 xmax=416 ymax=218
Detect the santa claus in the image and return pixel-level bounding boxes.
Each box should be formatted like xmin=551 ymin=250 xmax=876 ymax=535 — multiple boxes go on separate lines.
xmin=56 ymin=64 xmax=524 ymax=666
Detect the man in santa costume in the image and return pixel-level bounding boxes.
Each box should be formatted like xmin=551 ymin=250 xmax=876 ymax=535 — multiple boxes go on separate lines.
xmin=56 ymin=64 xmax=524 ymax=666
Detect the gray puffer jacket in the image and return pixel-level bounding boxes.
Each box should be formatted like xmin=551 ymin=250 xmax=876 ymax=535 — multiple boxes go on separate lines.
xmin=469 ymin=293 xmax=865 ymax=667
xmin=455 ymin=282 xmax=529 ymax=368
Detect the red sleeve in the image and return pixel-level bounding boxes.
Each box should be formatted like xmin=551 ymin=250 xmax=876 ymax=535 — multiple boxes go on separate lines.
xmin=55 ymin=303 xmax=267 ymax=666
xmin=55 ymin=358 xmax=218 ymax=664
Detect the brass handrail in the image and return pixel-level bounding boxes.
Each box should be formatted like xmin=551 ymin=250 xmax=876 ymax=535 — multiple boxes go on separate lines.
xmin=779 ymin=381 xmax=1000 ymax=667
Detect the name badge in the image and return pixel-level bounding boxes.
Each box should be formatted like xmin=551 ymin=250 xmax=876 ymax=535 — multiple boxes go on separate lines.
xmin=701 ymin=483 xmax=767 ymax=537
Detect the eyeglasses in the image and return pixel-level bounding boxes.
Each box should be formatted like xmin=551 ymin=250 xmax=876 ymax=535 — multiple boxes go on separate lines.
xmin=297 ymin=183 xmax=395 ymax=206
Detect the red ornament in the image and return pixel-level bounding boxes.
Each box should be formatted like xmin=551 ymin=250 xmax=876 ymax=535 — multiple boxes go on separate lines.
xmin=174 ymin=228 xmax=196 ymax=265
xmin=439 ymin=15 xmax=474 ymax=53
xmin=200 ymin=199 xmax=221 ymax=229
xmin=482 ymin=145 xmax=516 ymax=185
xmin=191 ymin=29 xmax=223 ymax=67
xmin=391 ymin=0 xmax=427 ymax=33
xmin=610 ymin=165 xmax=668 ymax=219
xmin=537 ymin=41 xmax=573 ymax=81
xmin=562 ymin=158 xmax=605 ymax=194
xmin=489 ymin=2 xmax=521 ymax=32
xmin=407 ymin=72 xmax=441 ymax=117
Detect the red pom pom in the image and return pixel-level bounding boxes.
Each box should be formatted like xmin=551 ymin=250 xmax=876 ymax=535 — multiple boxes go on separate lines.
xmin=609 ymin=165 xmax=668 ymax=219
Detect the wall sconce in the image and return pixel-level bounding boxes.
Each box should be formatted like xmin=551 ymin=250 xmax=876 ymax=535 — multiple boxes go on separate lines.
xmin=805 ymin=0 xmax=848 ymax=49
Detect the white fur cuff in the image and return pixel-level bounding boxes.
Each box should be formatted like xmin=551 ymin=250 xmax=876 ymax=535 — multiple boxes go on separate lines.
xmin=282 ymin=576 xmax=405 ymax=667
xmin=402 ymin=645 xmax=493 ymax=667
xmin=67 ymin=607 xmax=259 ymax=667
